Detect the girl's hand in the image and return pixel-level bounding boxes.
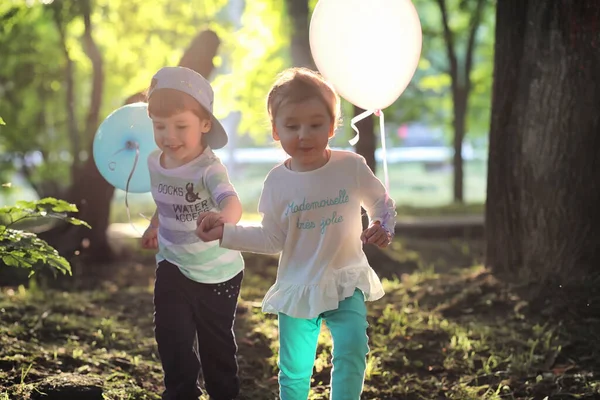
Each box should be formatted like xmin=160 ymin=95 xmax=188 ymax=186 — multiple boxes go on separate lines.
xmin=197 ymin=211 xmax=224 ymax=232
xmin=360 ymin=221 xmax=392 ymax=248
xmin=196 ymin=224 xmax=224 ymax=242
xmin=141 ymin=226 xmax=158 ymax=249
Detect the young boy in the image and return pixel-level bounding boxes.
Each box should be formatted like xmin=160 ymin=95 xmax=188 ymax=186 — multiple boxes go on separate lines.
xmin=141 ymin=66 xmax=244 ymax=400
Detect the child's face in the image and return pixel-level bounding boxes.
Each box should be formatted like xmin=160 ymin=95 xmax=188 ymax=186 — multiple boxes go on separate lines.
xmin=150 ymin=110 xmax=211 ymax=167
xmin=273 ymin=97 xmax=333 ymax=171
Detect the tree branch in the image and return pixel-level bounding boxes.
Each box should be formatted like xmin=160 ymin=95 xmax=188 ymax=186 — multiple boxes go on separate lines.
xmin=81 ymin=0 xmax=103 ymax=143
xmin=464 ymin=0 xmax=487 ymax=93
xmin=435 ymin=0 xmax=459 ymax=90
xmin=51 ymin=7 xmax=81 ymax=176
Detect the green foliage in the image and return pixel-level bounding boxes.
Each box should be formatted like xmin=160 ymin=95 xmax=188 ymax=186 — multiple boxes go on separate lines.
xmin=0 ymin=197 xmax=90 ymax=276
xmin=0 ymin=0 xmax=231 ymax=196
xmin=386 ymin=0 xmax=495 ymax=143
xmin=0 ymin=0 xmax=496 ymax=205
xmin=211 ymin=0 xmax=290 ymax=142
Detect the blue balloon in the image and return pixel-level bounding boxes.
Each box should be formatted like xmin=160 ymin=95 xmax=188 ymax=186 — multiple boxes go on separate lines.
xmin=93 ymin=102 xmax=157 ymax=193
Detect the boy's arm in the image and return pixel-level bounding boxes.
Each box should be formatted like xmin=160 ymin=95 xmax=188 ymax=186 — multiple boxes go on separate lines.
xmin=149 ymin=209 xmax=159 ymax=229
xmin=218 ymin=195 xmax=243 ymax=224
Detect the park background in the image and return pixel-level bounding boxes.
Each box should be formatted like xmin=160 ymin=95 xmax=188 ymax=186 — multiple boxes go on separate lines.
xmin=1 ymin=1 xmax=598 ymax=399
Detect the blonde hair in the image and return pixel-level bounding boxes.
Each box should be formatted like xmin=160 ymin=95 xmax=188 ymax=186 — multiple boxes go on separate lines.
xmin=266 ymin=67 xmax=341 ymax=130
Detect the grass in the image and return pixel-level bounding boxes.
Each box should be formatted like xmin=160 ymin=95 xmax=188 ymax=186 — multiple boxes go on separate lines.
xmin=1 ymin=236 xmax=598 ymax=399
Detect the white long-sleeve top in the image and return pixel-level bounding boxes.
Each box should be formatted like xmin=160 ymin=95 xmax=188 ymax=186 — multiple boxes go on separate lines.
xmin=221 ymin=150 xmax=396 ymax=319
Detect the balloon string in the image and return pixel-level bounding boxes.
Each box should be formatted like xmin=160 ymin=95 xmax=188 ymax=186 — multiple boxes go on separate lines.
xmin=377 ymin=109 xmax=390 ymax=191
xmin=351 ymin=109 xmax=393 ymax=237
xmin=108 ymin=142 xmax=151 ymax=238
xmin=349 ymin=108 xmax=390 ymax=191
xmin=349 ymin=108 xmax=374 ymax=146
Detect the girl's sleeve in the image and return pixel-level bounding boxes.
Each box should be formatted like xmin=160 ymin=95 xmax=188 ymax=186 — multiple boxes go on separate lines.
xmin=220 ymin=176 xmax=286 ymax=254
xmin=356 ymin=155 xmax=397 ymax=236
xmin=205 ymin=161 xmax=238 ymax=206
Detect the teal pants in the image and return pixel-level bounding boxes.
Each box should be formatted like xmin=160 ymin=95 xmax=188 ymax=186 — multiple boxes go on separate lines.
xmin=277 ymin=289 xmax=369 ymax=400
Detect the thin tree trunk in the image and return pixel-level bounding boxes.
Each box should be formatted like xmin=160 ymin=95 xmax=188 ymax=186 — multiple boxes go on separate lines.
xmin=353 ymin=105 xmax=376 ymax=232
xmin=60 ymin=0 xmax=110 ymax=263
xmin=437 ymin=0 xmax=486 ymax=203
xmin=486 ymin=0 xmax=600 ymax=317
xmin=452 ymin=89 xmax=466 ymax=203
xmin=285 ymin=0 xmax=316 ymax=69
xmin=52 ymin=10 xmax=81 ymax=177
xmin=353 ymin=106 xmax=376 ymax=173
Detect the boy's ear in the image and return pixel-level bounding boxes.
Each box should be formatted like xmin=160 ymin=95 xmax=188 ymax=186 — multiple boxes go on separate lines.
xmin=201 ymin=119 xmax=212 ymax=133
xmin=272 ymin=124 xmax=280 ymax=141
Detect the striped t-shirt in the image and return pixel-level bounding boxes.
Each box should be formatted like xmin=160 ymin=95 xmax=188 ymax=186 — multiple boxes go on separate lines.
xmin=148 ymin=147 xmax=244 ymax=283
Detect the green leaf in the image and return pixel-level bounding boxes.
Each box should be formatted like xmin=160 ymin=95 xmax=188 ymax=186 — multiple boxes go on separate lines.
xmin=1 ymin=255 xmax=20 ymax=267
xmin=0 ymin=116 xmax=5 ymax=125
xmin=65 ymin=217 xmax=91 ymax=229
xmin=0 ymin=226 xmax=72 ymax=275
xmin=37 ymin=197 xmax=79 ymax=213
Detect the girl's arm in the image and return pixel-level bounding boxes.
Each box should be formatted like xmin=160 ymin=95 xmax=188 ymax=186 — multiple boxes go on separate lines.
xmin=221 ymin=180 xmax=286 ymax=254
xmin=149 ymin=208 xmax=159 ymax=228
xmin=356 ymin=156 xmax=396 ymax=238
xmin=220 ymin=211 xmax=286 ymax=254
xmin=198 ymin=177 xmax=287 ymax=254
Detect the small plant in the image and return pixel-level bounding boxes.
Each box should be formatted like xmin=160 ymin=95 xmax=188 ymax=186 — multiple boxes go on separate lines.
xmin=0 ymin=197 xmax=90 ymax=276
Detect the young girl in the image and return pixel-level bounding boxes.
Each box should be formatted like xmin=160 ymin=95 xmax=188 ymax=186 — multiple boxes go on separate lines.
xmin=196 ymin=67 xmax=395 ymax=400
xmin=141 ymin=66 xmax=244 ymax=400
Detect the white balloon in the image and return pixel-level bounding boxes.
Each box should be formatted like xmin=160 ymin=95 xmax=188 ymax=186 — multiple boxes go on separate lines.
xmin=309 ymin=0 xmax=422 ymax=110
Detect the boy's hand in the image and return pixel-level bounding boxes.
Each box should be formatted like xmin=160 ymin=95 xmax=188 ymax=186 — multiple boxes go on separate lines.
xmin=360 ymin=221 xmax=392 ymax=248
xmin=141 ymin=226 xmax=158 ymax=249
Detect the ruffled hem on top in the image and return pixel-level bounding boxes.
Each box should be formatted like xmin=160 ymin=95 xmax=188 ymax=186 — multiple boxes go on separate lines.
xmin=261 ymin=265 xmax=384 ymax=319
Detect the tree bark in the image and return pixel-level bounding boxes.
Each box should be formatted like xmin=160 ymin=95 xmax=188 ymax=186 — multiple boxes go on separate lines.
xmin=285 ymin=0 xmax=316 ymax=69
xmin=486 ymin=0 xmax=600 ymax=317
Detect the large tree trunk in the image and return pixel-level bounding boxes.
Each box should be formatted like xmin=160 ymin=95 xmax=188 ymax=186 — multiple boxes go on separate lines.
xmin=485 ymin=0 xmax=600 ymax=317
xmin=41 ymin=29 xmax=221 ymax=266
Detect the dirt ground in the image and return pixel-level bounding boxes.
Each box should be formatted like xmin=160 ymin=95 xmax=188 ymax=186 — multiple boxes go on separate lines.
xmin=1 ymin=234 xmax=599 ymax=399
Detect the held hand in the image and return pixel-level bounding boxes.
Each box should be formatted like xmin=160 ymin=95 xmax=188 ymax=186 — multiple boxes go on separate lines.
xmin=141 ymin=226 xmax=158 ymax=249
xmin=196 ymin=224 xmax=224 ymax=242
xmin=360 ymin=221 xmax=392 ymax=248
xmin=197 ymin=212 xmax=224 ymax=232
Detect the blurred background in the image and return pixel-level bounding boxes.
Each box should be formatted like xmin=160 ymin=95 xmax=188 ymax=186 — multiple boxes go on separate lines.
xmin=0 ymin=0 xmax=494 ymax=258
